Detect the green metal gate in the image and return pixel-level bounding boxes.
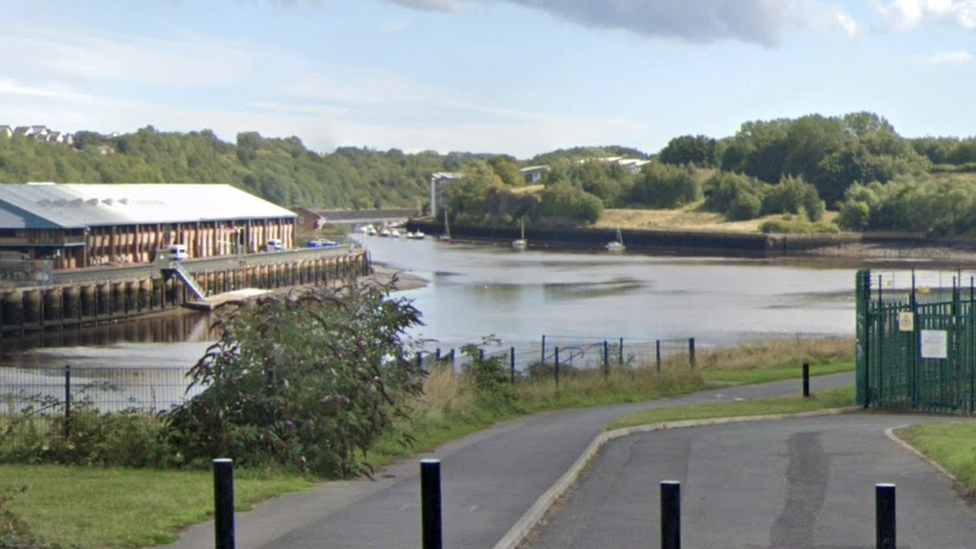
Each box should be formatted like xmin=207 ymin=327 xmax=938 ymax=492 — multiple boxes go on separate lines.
xmin=856 ymin=269 xmax=976 ymax=414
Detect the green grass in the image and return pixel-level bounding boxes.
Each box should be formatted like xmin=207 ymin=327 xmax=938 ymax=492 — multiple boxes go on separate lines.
xmin=0 ymin=466 xmax=316 ymax=549
xmin=608 ymin=386 xmax=856 ymax=430
xmin=897 ymin=422 xmax=976 ymax=492
xmin=701 ymin=360 xmax=854 ymax=385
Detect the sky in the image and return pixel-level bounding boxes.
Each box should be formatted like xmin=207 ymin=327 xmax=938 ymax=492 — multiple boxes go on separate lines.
xmin=1 ymin=0 xmax=975 ymax=159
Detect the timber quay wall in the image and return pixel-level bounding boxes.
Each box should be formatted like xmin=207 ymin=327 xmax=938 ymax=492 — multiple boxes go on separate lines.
xmin=0 ymin=248 xmax=370 ymax=337
xmin=406 ymin=220 xmax=860 ymax=257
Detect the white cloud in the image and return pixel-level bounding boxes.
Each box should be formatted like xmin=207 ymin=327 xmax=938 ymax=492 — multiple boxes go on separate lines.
xmin=385 ymin=0 xmax=466 ymax=14
xmin=915 ymin=50 xmax=975 ymax=65
xmin=382 ymin=0 xmax=859 ymax=46
xmin=872 ymin=0 xmax=976 ymax=31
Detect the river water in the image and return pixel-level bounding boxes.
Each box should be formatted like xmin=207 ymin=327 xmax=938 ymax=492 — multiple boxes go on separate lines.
xmin=4 ymin=234 xmax=965 ymax=409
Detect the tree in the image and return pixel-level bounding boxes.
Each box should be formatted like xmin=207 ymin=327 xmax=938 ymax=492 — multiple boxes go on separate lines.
xmin=487 ymin=156 xmax=525 ymax=187
xmin=629 ymin=161 xmax=700 ymax=208
xmin=166 ymin=282 xmax=426 ymax=477
xmin=657 ymin=135 xmax=718 ymax=167
xmin=538 ymin=181 xmax=604 ymax=224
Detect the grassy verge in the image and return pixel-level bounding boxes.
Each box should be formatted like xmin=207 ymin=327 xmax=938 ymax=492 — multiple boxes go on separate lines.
xmin=608 ymin=386 xmax=856 ymax=430
xmin=0 ymin=336 xmax=855 ymax=549
xmin=0 ymin=467 xmax=316 ymax=549
xmin=897 ymin=422 xmax=976 ymax=493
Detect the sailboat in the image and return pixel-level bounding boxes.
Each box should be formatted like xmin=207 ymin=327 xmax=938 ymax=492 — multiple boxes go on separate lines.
xmin=606 ymin=228 xmax=625 ymax=252
xmin=438 ymin=210 xmax=452 ymax=243
xmin=512 ymin=217 xmax=527 ymax=250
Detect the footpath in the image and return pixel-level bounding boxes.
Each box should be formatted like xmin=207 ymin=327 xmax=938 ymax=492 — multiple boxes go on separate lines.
xmin=157 ymin=373 xmax=855 ymax=549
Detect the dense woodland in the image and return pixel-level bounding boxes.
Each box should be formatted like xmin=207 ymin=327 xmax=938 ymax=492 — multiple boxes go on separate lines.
xmin=4 ymin=112 xmax=976 ymax=235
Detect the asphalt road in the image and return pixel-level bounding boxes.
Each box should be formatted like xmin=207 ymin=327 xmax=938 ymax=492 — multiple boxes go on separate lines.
xmin=159 ymin=373 xmax=858 ymax=549
xmin=527 ymin=414 xmax=976 ymax=549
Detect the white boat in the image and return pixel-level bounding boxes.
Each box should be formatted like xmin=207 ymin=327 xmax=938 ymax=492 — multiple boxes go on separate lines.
xmin=512 ymin=218 xmax=527 ymax=250
xmin=379 ymin=227 xmax=391 ymax=237
xmin=439 ymin=210 xmax=451 ymax=243
xmin=607 ymin=228 xmax=625 ymax=252
xmin=406 ymin=230 xmax=425 ymax=240
xmin=390 ymin=228 xmax=401 ymax=238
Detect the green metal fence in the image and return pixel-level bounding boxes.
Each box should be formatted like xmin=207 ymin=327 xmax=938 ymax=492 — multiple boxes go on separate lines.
xmin=857 ymin=269 xmax=976 ymax=414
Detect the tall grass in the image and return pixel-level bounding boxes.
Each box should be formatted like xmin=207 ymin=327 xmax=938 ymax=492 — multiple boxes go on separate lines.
xmin=370 ymin=336 xmax=854 ymax=468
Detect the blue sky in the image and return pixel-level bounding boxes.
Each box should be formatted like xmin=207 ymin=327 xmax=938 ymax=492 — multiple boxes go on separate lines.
xmin=1 ymin=0 xmax=975 ymax=159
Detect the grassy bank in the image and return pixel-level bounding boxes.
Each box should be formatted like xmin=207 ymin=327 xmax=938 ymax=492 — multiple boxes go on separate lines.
xmin=897 ymin=422 xmax=976 ymax=495
xmin=0 ymin=336 xmax=855 ymax=549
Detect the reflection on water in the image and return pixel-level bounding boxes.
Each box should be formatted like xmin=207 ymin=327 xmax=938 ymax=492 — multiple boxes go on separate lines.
xmin=0 ymin=310 xmax=216 ymax=358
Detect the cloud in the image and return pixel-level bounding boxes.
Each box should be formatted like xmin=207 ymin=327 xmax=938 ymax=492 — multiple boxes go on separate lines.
xmin=385 ymin=0 xmax=466 ymax=14
xmin=381 ymin=0 xmax=859 ymax=46
xmin=914 ymin=50 xmax=974 ymax=66
xmin=872 ymin=0 xmax=976 ymax=31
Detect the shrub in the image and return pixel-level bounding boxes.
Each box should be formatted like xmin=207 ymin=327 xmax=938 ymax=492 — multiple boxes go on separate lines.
xmin=165 ymin=281 xmax=426 ymax=478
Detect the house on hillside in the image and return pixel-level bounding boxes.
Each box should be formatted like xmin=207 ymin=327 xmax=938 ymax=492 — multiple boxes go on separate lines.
xmin=12 ymin=126 xmax=30 ymax=137
xmin=429 ymin=172 xmax=464 ymax=216
xmin=29 ymin=126 xmax=50 ymax=139
xmin=520 ymin=165 xmax=549 ymax=184
xmin=0 ymin=183 xmax=297 ymax=269
xmin=0 ymin=126 xmax=12 ymax=138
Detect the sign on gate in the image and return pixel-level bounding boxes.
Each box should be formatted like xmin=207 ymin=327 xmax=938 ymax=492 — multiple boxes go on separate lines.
xmin=920 ymin=330 xmax=948 ymax=360
xmin=898 ymin=312 xmax=914 ymax=332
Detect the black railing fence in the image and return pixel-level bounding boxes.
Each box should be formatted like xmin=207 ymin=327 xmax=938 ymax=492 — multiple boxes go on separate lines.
xmin=417 ymin=335 xmax=698 ymax=379
xmin=0 ymin=334 xmax=697 ymax=449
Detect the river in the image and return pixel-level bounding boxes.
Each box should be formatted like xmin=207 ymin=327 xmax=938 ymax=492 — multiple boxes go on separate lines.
xmin=2 ymin=234 xmax=965 ymax=410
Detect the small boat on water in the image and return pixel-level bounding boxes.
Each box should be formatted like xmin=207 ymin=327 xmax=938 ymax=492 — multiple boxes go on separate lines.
xmin=390 ymin=228 xmax=401 ymax=238
xmin=512 ymin=217 xmax=527 ymax=250
xmin=406 ymin=230 xmax=425 ymax=240
xmin=607 ymin=228 xmax=625 ymax=252
xmin=379 ymin=227 xmax=391 ymax=237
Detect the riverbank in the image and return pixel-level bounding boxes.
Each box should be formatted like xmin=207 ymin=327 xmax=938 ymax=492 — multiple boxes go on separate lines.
xmin=406 ymin=217 xmax=976 ymax=267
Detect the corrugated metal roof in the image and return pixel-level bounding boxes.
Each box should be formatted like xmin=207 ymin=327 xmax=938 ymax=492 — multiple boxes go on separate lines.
xmin=0 ymin=184 xmax=297 ymax=229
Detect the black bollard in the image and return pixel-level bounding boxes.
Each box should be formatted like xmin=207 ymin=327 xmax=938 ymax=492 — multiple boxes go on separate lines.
xmin=213 ymin=459 xmax=236 ymax=549
xmin=802 ymin=363 xmax=810 ymax=397
xmin=876 ymin=483 xmax=895 ymax=549
xmin=421 ymin=459 xmax=443 ymax=549
xmin=689 ymin=337 xmax=696 ymax=368
xmin=661 ymin=481 xmax=681 ymax=549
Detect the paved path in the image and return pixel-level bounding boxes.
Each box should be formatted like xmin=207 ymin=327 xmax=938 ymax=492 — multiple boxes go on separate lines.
xmin=159 ymin=374 xmax=858 ymax=549
xmin=528 ymin=414 xmax=976 ymax=549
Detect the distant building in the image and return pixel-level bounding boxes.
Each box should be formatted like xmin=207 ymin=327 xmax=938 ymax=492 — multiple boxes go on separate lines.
xmin=429 ymin=172 xmax=465 ymax=216
xmin=520 ymin=165 xmax=550 ymax=184
xmin=580 ymin=156 xmax=651 ymax=173
xmin=291 ymin=206 xmax=326 ymax=232
xmin=29 ymin=126 xmax=49 ymax=139
xmin=0 ymin=126 xmax=11 ymax=138
xmin=0 ymin=183 xmax=296 ymax=270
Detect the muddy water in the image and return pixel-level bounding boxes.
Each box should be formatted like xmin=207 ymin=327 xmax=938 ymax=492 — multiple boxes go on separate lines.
xmin=1 ymin=235 xmax=958 ymax=409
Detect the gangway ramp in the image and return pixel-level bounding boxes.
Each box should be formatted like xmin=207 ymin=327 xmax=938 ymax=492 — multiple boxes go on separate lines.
xmin=160 ymin=262 xmax=208 ymax=301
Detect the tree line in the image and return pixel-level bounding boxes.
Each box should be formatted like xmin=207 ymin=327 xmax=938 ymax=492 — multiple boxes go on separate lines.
xmin=5 ymin=114 xmax=976 ymax=235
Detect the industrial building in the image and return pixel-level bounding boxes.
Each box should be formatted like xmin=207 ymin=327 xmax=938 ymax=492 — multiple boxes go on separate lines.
xmin=0 ymin=183 xmax=296 ymax=270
